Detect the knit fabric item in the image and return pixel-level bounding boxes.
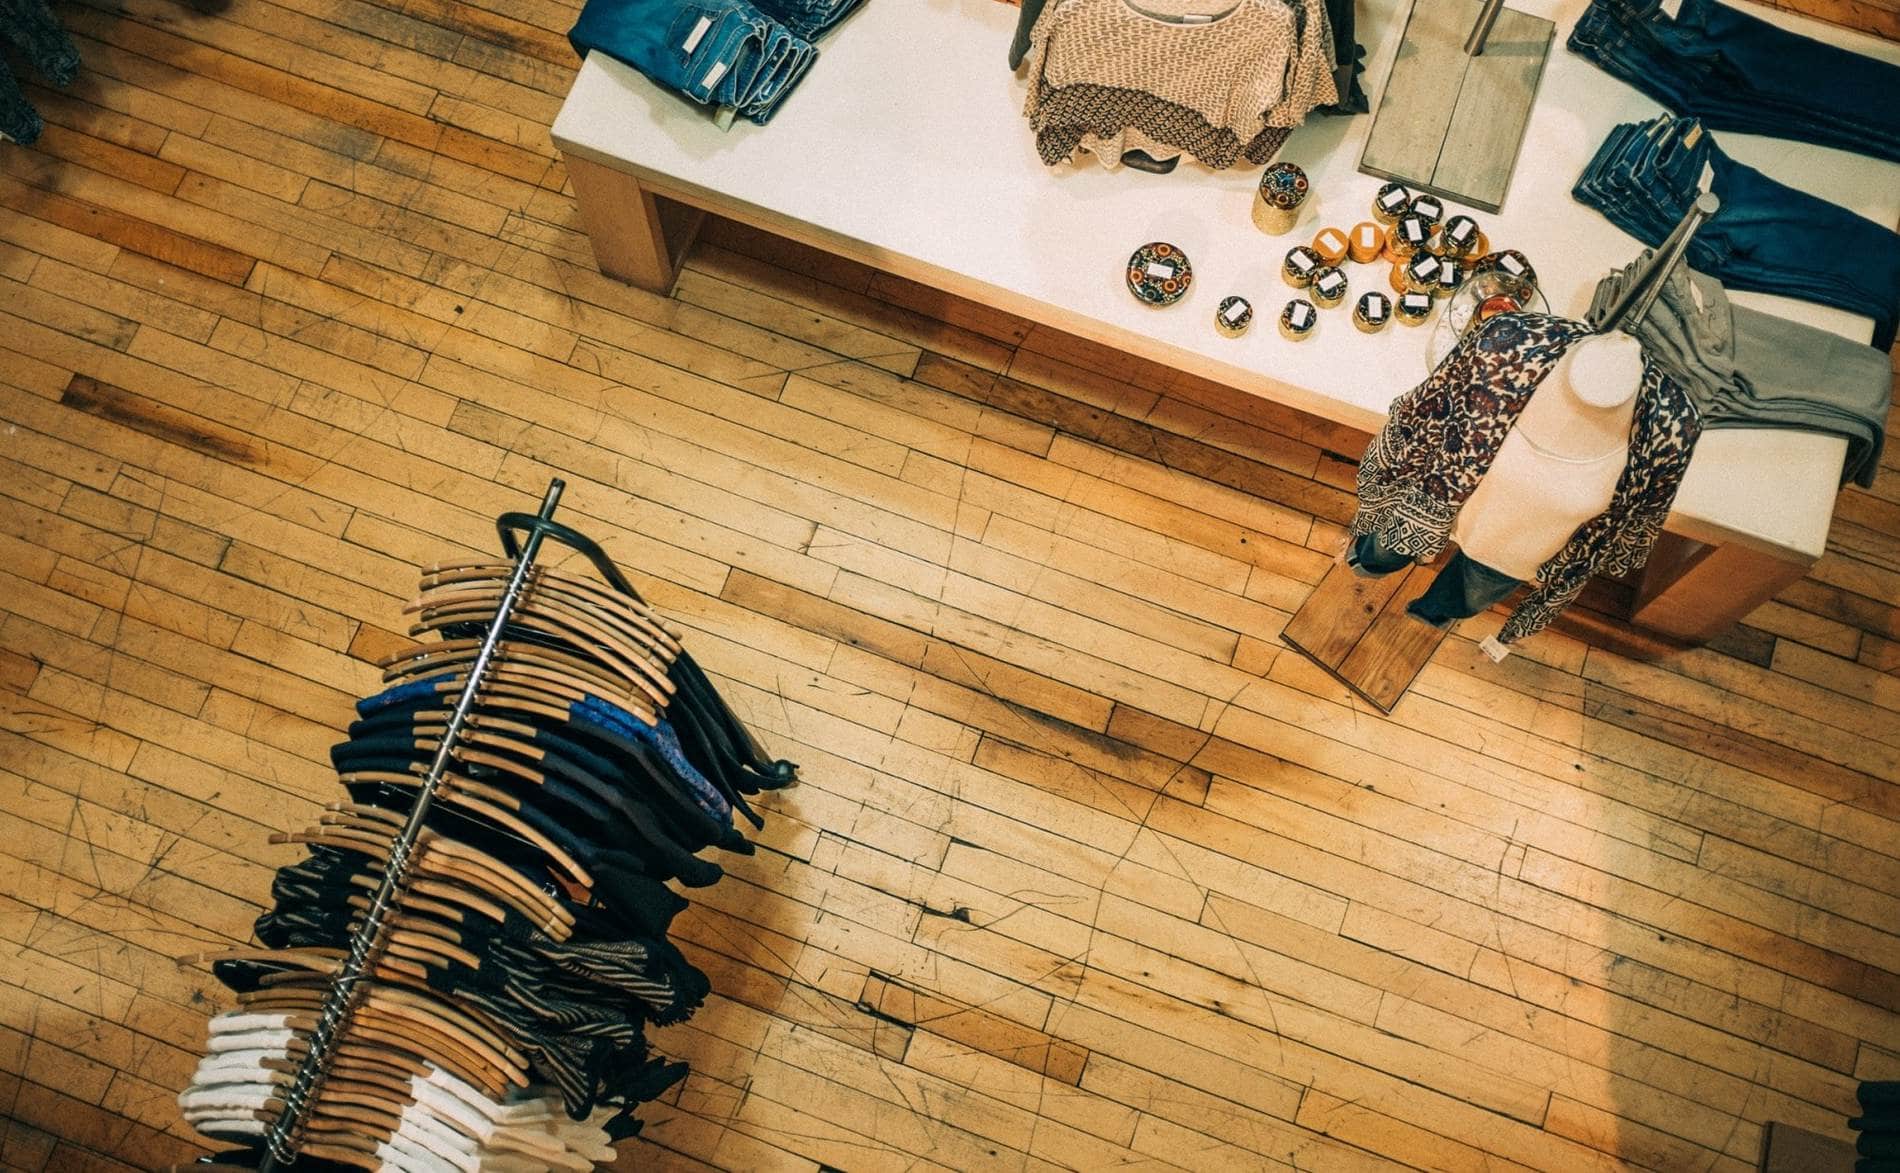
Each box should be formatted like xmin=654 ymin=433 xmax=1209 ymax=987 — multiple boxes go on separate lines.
xmin=1349 ymin=313 xmax=1702 ymax=644
xmin=1023 ymin=0 xmax=1337 ymax=169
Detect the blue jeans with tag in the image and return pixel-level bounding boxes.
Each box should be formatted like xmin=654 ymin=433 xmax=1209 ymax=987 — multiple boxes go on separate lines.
xmin=1346 ymin=534 xmax=1522 ymax=629
xmin=1569 ymin=0 xmax=1900 ymax=164
xmin=570 ymin=0 xmax=819 ymax=124
xmin=1574 ymin=114 xmax=1900 ymax=349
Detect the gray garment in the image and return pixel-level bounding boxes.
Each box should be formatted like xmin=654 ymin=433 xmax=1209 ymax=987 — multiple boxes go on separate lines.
xmin=1009 ymin=0 xmax=1046 ymax=69
xmin=1592 ymin=251 xmax=1891 ymax=488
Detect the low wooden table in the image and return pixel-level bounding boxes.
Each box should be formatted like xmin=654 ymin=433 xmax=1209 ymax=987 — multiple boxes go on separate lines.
xmin=551 ymin=0 xmax=1900 ymax=646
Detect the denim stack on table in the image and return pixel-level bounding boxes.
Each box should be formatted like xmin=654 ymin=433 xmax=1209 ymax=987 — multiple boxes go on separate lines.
xmin=1569 ymin=0 xmax=1900 ymax=165
xmin=569 ymin=0 xmax=865 ymax=125
xmin=1573 ymin=113 xmax=1900 ymax=349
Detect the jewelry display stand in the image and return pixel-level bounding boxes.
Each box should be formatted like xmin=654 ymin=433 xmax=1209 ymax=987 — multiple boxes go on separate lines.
xmin=1358 ymin=0 xmax=1555 ymax=212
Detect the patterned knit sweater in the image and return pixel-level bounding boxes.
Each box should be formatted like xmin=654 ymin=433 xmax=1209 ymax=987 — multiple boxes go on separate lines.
xmin=1022 ymin=0 xmax=1338 ymax=169
xmin=1348 ymin=313 xmax=1703 ymax=644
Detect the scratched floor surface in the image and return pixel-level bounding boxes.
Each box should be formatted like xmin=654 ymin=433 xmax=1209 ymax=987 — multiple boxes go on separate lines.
xmin=2 ymin=0 xmax=1900 ymax=1168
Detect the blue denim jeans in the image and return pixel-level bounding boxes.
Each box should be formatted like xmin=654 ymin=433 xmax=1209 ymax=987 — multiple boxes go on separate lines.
xmin=749 ymin=0 xmax=865 ymax=39
xmin=1346 ymin=534 xmax=1522 ymax=629
xmin=1574 ymin=114 xmax=1900 ymax=349
xmin=570 ymin=0 xmax=818 ymax=124
xmin=1569 ymin=0 xmax=1900 ymax=163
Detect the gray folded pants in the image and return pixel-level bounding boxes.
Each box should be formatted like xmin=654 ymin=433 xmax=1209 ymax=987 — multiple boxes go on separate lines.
xmin=1592 ymin=253 xmax=1890 ymax=488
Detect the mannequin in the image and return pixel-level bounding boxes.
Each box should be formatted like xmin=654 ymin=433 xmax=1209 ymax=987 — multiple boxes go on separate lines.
xmin=1346 ymin=329 xmax=1648 ymax=649
xmin=1449 ymin=332 xmax=1642 ymax=582
xmin=1346 ymin=313 xmax=1701 ymax=657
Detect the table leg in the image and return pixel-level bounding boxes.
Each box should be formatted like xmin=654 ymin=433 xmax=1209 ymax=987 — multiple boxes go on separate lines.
xmin=1629 ymin=532 xmax=1814 ymax=644
xmin=563 ymin=153 xmax=704 ymax=295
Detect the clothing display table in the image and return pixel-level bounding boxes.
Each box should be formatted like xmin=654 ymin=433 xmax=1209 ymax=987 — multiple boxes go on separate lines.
xmin=550 ymin=0 xmax=1900 ymax=646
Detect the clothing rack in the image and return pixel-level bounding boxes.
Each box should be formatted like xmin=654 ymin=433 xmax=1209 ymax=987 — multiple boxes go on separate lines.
xmin=256 ymin=479 xmax=570 ymax=1171
xmin=164 ymin=470 xmax=804 ymax=1170
xmin=1591 ymin=190 xmax=1722 ymax=332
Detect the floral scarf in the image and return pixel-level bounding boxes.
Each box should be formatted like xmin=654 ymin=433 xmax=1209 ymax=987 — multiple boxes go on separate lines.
xmin=1348 ymin=313 xmax=1702 ymax=645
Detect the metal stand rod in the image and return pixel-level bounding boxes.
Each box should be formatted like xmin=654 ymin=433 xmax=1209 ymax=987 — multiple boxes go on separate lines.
xmin=1464 ymin=0 xmax=1507 ymax=55
xmin=1591 ymin=190 xmax=1721 ymax=332
xmin=257 ymin=478 xmax=566 ymax=1172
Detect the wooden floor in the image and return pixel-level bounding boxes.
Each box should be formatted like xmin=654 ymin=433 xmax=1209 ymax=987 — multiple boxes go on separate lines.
xmin=3 ymin=1 xmax=1900 ymax=1169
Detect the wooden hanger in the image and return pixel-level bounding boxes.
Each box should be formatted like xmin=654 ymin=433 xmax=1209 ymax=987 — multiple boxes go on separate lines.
xmin=330 ymin=791 xmax=592 ymax=898
xmin=404 ymin=600 xmax=664 ymax=695
xmin=380 ymin=640 xmax=653 ymax=721
xmin=413 ymin=579 xmax=681 ymax=683
xmin=424 ymin=560 xmax=684 ymax=652
xmin=275 ymin=825 xmax=571 ymax=939
xmin=271 ymin=970 xmax=529 ymax=1075
xmin=235 ymin=987 xmax=520 ymax=1096
xmin=284 ymin=824 xmax=529 ymax=917
xmin=309 ymin=811 xmax=566 ymax=926
xmin=404 ymin=606 xmax=671 ymax=712
xmin=381 ymin=637 xmax=634 ymax=699
xmin=412 ymin=579 xmax=676 ymax=665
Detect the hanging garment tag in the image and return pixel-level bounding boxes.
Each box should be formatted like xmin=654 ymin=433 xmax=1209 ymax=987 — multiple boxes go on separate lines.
xmin=682 ymin=15 xmax=712 ymax=52
xmin=1696 ymin=159 xmax=1714 ymax=192
xmin=713 ymin=104 xmax=738 ymax=131
xmin=1479 ymin=635 xmax=1511 ymax=663
xmin=1658 ymin=0 xmax=1683 ymax=17
xmin=1145 ymin=261 xmax=1177 ymax=279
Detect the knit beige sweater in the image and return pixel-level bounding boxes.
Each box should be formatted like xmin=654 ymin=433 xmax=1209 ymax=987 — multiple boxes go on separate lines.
xmin=1023 ymin=0 xmax=1338 ymax=169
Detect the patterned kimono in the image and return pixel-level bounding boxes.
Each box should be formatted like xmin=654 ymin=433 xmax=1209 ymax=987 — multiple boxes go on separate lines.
xmin=1348 ymin=313 xmax=1702 ymax=645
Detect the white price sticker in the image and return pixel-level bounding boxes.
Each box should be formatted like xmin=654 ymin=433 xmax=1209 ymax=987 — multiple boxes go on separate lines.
xmin=1222 ymin=302 xmax=1247 ymax=324
xmin=1145 ymin=262 xmax=1177 ymax=279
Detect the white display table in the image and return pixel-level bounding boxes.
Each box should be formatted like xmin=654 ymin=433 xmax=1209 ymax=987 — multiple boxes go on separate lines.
xmin=550 ymin=0 xmax=1900 ymax=645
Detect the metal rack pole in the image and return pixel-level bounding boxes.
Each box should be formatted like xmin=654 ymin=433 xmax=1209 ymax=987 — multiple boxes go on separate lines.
xmin=1463 ymin=0 xmax=1508 ymax=55
xmin=1592 ymin=190 xmax=1721 ymax=333
xmin=257 ymin=477 xmax=566 ymax=1172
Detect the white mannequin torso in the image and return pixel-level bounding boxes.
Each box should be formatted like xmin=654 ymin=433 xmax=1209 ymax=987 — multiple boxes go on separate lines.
xmin=1451 ymin=333 xmax=1643 ymax=580
xmin=1515 ymin=332 xmax=1643 ymax=457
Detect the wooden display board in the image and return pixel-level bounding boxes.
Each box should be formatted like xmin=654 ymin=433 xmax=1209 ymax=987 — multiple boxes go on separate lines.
xmin=1358 ymin=0 xmax=1555 ymax=212
xmin=1281 ymin=556 xmax=1454 ymax=712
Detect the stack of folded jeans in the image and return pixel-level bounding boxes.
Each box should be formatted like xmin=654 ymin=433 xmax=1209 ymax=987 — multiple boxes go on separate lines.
xmin=1592 ymin=250 xmax=1891 ymax=488
xmin=1569 ymin=0 xmax=1900 ymax=166
xmin=1573 ymin=113 xmax=1900 ymax=349
xmin=569 ymin=0 xmax=864 ymax=125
